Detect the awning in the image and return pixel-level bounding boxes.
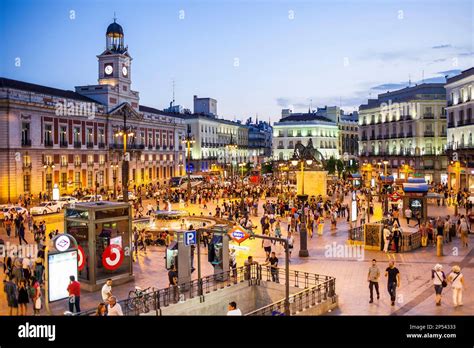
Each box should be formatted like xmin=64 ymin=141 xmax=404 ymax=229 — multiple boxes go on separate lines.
xmin=402 ymin=183 xmax=429 ymax=193
xmin=349 ymin=173 xmax=361 ymax=179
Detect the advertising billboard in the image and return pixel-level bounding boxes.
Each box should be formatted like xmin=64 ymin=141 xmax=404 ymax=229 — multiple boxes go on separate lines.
xmin=48 ymin=250 xmax=78 ymax=302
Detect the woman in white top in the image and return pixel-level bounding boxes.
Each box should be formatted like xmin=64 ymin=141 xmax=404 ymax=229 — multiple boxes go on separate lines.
xmin=383 ymin=226 xmax=391 ymax=253
xmin=448 ymin=265 xmax=465 ymax=307
xmin=431 ymin=264 xmax=446 ymax=306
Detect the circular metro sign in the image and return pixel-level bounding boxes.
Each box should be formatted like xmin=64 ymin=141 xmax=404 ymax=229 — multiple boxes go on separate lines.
xmin=77 ymin=245 xmax=86 ymax=271
xmin=102 ymin=244 xmax=124 ymax=271
xmin=228 ymin=227 xmax=250 ymax=244
xmin=55 ymin=235 xmax=71 ymax=252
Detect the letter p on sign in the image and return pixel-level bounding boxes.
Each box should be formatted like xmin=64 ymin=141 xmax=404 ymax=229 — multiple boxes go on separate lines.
xmin=185 ymin=231 xmax=196 ymax=246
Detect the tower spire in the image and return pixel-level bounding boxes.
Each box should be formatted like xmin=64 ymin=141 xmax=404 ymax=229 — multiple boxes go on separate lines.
xmin=113 ymin=12 xmax=117 ymax=22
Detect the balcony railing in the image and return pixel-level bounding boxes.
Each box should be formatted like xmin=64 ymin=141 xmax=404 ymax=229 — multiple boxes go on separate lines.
xmin=74 ymin=141 xmax=82 ymax=148
xmin=423 ymin=113 xmax=434 ymax=119
xmin=21 ymin=139 xmax=32 ymax=147
xmin=22 ymin=163 xmax=32 ymax=170
xmin=60 ymin=162 xmax=68 ymax=168
xmin=398 ymin=133 xmax=404 ymax=138
xmin=277 ymin=145 xmax=284 ymax=149
xmin=74 ymin=162 xmax=82 ymax=167
xmin=424 ymin=131 xmax=435 ymax=137
xmin=406 ymin=132 xmax=413 ymax=137
xmin=361 ymin=136 xmax=367 ymax=141
xmin=44 ymin=139 xmax=53 ymax=147
xmin=98 ymin=142 xmax=105 ymax=149
xmin=86 ymin=142 xmax=94 ymax=148
xmin=448 ymin=122 xmax=455 ymax=128
xmin=60 ymin=141 xmax=68 ymax=148
xmin=148 ymin=145 xmax=154 ymax=150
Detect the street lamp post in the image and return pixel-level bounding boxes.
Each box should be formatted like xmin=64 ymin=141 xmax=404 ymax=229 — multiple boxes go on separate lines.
xmin=291 ymin=154 xmax=313 ymax=258
xmin=112 ymin=163 xmax=118 ymax=199
xmin=113 ymin=116 xmax=136 ymax=203
xmin=182 ymin=129 xmax=195 ymax=202
xmin=43 ymin=162 xmax=55 ymax=200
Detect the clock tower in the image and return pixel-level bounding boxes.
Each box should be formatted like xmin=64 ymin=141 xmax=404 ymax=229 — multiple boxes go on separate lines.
xmin=76 ymin=18 xmax=140 ymax=111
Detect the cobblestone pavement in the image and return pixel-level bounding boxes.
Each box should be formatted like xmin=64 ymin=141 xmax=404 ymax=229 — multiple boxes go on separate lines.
xmin=0 ymin=197 xmax=472 ymax=315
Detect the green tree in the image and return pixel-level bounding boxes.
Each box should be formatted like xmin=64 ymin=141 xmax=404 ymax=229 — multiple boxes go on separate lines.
xmin=336 ymin=159 xmax=344 ymax=177
xmin=325 ymin=157 xmax=337 ymax=175
xmin=261 ymin=161 xmax=274 ymax=175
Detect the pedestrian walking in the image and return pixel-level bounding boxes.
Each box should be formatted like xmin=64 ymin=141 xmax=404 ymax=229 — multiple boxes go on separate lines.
xmin=3 ymin=275 xmax=19 ymax=316
xmin=367 ymin=259 xmax=380 ymax=303
xmin=17 ymin=280 xmax=29 ymax=316
xmin=404 ymin=207 xmax=412 ymax=226
xmin=383 ymin=225 xmax=391 ymax=253
xmin=385 ymin=261 xmax=400 ymax=306
xmin=447 ymin=265 xmax=465 ymax=308
xmin=227 ymin=301 xmax=242 ymax=315
xmin=457 ymin=216 xmax=469 ymax=247
xmin=431 ymin=264 xmax=446 ymax=306
xmin=66 ymin=275 xmax=81 ymax=313
xmin=101 ymin=279 xmax=113 ymax=303
xmin=107 ymin=296 xmax=123 ymax=316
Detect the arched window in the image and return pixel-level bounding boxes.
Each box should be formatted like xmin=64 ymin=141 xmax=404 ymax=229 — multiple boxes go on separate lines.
xmin=461 ymin=133 xmax=465 ymax=147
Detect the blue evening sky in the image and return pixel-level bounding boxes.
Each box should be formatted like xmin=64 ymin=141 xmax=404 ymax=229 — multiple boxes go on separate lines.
xmin=1 ymin=0 xmax=473 ymax=123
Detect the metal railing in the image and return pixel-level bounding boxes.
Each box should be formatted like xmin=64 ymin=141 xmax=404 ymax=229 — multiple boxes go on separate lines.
xmin=246 ymin=272 xmax=336 ymax=316
xmin=348 ymin=217 xmax=390 ymax=243
xmin=76 ymin=265 xmax=334 ymax=316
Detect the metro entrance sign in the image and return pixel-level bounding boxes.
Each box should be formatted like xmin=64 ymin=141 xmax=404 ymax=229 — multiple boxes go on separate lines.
xmin=228 ymin=226 xmax=250 ymax=244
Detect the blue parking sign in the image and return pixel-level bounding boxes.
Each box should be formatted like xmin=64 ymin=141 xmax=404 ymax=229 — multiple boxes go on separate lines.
xmin=184 ymin=230 xmax=197 ymax=246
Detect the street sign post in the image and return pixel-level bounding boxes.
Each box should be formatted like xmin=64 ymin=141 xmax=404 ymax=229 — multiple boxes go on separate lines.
xmin=184 ymin=230 xmax=197 ymax=246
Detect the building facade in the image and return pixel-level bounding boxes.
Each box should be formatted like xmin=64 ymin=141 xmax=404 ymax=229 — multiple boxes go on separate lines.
xmin=272 ymin=108 xmax=340 ymax=161
xmin=338 ymin=111 xmax=359 ymax=157
xmin=358 ymin=83 xmax=447 ymax=183
xmin=445 ymin=67 xmax=474 ymax=190
xmin=177 ymin=112 xmax=250 ymax=174
xmin=0 ymin=20 xmax=186 ymax=203
xmin=247 ymin=118 xmax=273 ymax=165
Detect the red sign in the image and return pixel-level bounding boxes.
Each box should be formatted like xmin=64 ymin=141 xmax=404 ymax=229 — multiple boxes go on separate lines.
xmin=77 ymin=245 xmax=86 ymax=271
xmin=228 ymin=227 xmax=250 ymax=244
xmin=390 ymin=192 xmax=402 ymax=202
xmin=102 ymin=244 xmax=124 ymax=271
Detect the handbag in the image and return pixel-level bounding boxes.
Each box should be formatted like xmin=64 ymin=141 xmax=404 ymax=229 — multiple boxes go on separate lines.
xmin=435 ymin=271 xmax=447 ymax=288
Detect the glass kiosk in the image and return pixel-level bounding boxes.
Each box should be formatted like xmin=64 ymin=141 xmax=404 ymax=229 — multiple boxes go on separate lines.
xmin=65 ymin=201 xmax=133 ymax=292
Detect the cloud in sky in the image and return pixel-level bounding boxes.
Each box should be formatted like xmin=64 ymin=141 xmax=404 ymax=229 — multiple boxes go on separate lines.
xmin=432 ymin=44 xmax=452 ymax=49
xmin=437 ymin=69 xmax=463 ymax=76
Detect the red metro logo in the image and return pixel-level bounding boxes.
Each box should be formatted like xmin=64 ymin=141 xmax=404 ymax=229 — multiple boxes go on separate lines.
xmin=228 ymin=227 xmax=250 ymax=244
xmin=102 ymin=244 xmax=124 ymax=271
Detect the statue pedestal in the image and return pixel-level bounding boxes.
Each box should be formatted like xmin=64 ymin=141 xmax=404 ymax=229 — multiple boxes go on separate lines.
xmin=296 ymin=171 xmax=328 ymax=197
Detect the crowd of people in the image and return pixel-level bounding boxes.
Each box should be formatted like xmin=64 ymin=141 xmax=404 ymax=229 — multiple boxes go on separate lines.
xmin=1 ymin=174 xmax=472 ymax=315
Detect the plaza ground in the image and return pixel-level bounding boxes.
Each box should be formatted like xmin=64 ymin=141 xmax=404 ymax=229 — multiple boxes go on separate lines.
xmin=0 ymin=196 xmax=472 ymax=316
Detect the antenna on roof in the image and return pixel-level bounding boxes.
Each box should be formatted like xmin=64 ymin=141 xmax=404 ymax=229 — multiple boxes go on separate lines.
xmin=256 ymin=113 xmax=258 ymax=124
xmin=408 ymin=74 xmax=411 ymax=87
xmin=172 ymin=79 xmax=175 ymax=104
xmin=309 ymin=99 xmax=313 ymax=114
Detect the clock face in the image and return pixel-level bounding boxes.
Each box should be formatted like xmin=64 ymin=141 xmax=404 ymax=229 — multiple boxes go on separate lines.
xmin=104 ymin=64 xmax=113 ymax=76
xmin=122 ymin=66 xmax=128 ymax=77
